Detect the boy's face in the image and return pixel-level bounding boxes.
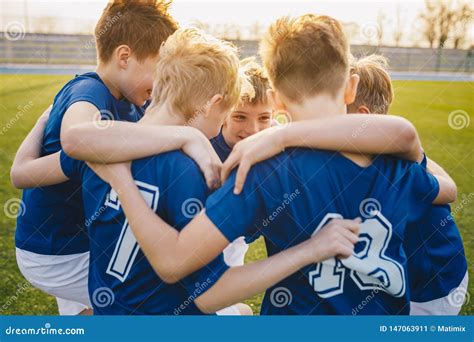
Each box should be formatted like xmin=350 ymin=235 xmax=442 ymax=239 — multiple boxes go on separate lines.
xmin=222 ymin=101 xmax=272 ymax=148
xmin=119 ymin=55 xmax=159 ymax=106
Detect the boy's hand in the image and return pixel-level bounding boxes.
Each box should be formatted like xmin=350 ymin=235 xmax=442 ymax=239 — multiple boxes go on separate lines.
xmin=308 ymin=218 xmax=361 ymax=262
xmin=221 ymin=126 xmax=284 ymax=194
xmin=182 ymin=130 xmax=223 ymax=190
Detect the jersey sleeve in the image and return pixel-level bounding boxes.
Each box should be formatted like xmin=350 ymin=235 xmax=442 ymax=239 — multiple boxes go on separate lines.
xmin=59 ymin=150 xmax=84 ymax=182
xmin=419 ymin=153 xmax=428 ymax=169
xmin=407 ymin=162 xmax=440 ymax=222
xmin=205 ymin=166 xmax=266 ymax=243
xmin=411 ymin=162 xmax=439 ymax=204
xmin=160 ymin=153 xmax=230 ymax=300
xmin=161 ymin=153 xmax=210 ymax=229
xmin=66 ymin=78 xmax=111 ymax=116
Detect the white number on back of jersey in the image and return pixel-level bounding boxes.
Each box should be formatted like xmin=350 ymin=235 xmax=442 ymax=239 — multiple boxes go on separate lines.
xmin=106 ymin=181 xmax=159 ymax=282
xmin=308 ymin=212 xmax=405 ymax=298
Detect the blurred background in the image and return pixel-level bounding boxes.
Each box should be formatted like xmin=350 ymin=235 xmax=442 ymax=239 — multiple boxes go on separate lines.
xmin=1 ymin=0 xmax=473 ymax=78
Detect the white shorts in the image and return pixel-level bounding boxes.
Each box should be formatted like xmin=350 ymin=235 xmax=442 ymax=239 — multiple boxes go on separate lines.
xmin=216 ymin=304 xmax=242 ymax=316
xmin=410 ymin=271 xmax=469 ymax=315
xmin=16 ymin=248 xmax=91 ymax=315
xmin=223 ymin=236 xmax=249 ymax=267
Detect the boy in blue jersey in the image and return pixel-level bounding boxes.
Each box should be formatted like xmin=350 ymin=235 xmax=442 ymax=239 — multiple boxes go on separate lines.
xmin=211 ymin=58 xmax=272 ymax=272
xmin=93 ymin=14 xmax=457 ymax=315
xmin=347 ymin=54 xmax=468 ymax=315
xmin=10 ymin=1 xmax=222 ymax=315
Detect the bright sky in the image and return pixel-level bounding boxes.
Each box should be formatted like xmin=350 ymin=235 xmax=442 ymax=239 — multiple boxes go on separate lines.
xmin=1 ymin=0 xmax=468 ymax=46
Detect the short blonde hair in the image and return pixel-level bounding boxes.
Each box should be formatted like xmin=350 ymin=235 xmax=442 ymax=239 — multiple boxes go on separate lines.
xmin=260 ymin=14 xmax=349 ymax=103
xmin=152 ymin=28 xmax=242 ymax=120
xmin=348 ymin=54 xmax=394 ymax=114
xmin=239 ymin=57 xmax=270 ymax=105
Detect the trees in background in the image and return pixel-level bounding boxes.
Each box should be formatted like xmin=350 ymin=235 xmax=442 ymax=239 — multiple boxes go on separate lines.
xmin=419 ymin=0 xmax=472 ymax=49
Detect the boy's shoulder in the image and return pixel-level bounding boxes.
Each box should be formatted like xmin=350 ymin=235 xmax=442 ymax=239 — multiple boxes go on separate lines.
xmin=54 ymin=72 xmax=112 ymax=104
xmin=372 ymin=154 xmax=424 ymax=178
xmin=250 ymin=147 xmax=339 ymax=175
xmin=140 ymin=150 xmax=197 ymax=165
xmin=133 ymin=150 xmax=204 ymax=182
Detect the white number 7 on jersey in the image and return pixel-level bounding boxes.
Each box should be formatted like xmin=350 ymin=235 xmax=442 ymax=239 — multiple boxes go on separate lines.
xmin=105 ymin=181 xmax=159 ymax=282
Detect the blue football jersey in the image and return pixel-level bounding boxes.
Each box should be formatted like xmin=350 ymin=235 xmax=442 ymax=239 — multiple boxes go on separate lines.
xmin=210 ymin=129 xmax=232 ymax=162
xmin=75 ymin=151 xmax=229 ymax=315
xmin=15 ymin=72 xmax=146 ymax=255
xmin=206 ymin=149 xmax=439 ymax=315
xmin=405 ymin=155 xmax=467 ymax=302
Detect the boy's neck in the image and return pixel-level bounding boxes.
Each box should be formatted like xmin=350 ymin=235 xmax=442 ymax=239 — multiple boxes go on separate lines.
xmin=287 ymin=93 xmax=372 ymax=167
xmin=286 ymin=93 xmax=346 ymax=121
xmin=96 ymin=63 xmax=122 ymax=100
xmin=221 ymin=127 xmax=234 ymax=148
xmin=140 ymin=103 xmax=186 ymax=126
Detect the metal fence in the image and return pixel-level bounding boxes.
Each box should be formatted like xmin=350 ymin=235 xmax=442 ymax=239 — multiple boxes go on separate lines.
xmin=1 ymin=33 xmax=473 ymax=73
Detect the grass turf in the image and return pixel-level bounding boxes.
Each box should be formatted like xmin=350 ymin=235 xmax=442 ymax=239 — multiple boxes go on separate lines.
xmin=0 ymin=75 xmax=472 ymax=315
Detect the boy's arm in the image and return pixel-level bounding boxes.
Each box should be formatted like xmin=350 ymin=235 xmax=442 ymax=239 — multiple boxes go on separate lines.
xmin=90 ymin=162 xmax=229 ymax=283
xmin=428 ymin=158 xmax=457 ymax=204
xmin=222 ymin=114 xmax=423 ymax=194
xmin=90 ymin=162 xmax=360 ymax=284
xmin=10 ymin=107 xmax=69 ymax=188
xmin=432 ymin=176 xmax=457 ymax=204
xmin=61 ymin=101 xmax=222 ymax=188
xmin=195 ymin=219 xmax=359 ymax=313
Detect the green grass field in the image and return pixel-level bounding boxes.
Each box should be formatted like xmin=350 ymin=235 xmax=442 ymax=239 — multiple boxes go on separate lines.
xmin=0 ymin=75 xmax=472 ymax=315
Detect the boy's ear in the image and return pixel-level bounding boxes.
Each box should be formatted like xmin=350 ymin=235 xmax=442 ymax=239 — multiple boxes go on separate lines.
xmin=357 ymin=105 xmax=370 ymax=114
xmin=267 ymin=89 xmax=287 ymax=111
xmin=116 ymin=45 xmax=132 ymax=70
xmin=344 ymin=74 xmax=359 ymax=105
xmin=204 ymin=94 xmax=223 ymax=117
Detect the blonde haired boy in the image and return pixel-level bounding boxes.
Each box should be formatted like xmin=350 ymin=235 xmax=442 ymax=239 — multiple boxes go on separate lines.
xmin=347 ymin=54 xmax=394 ymax=114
